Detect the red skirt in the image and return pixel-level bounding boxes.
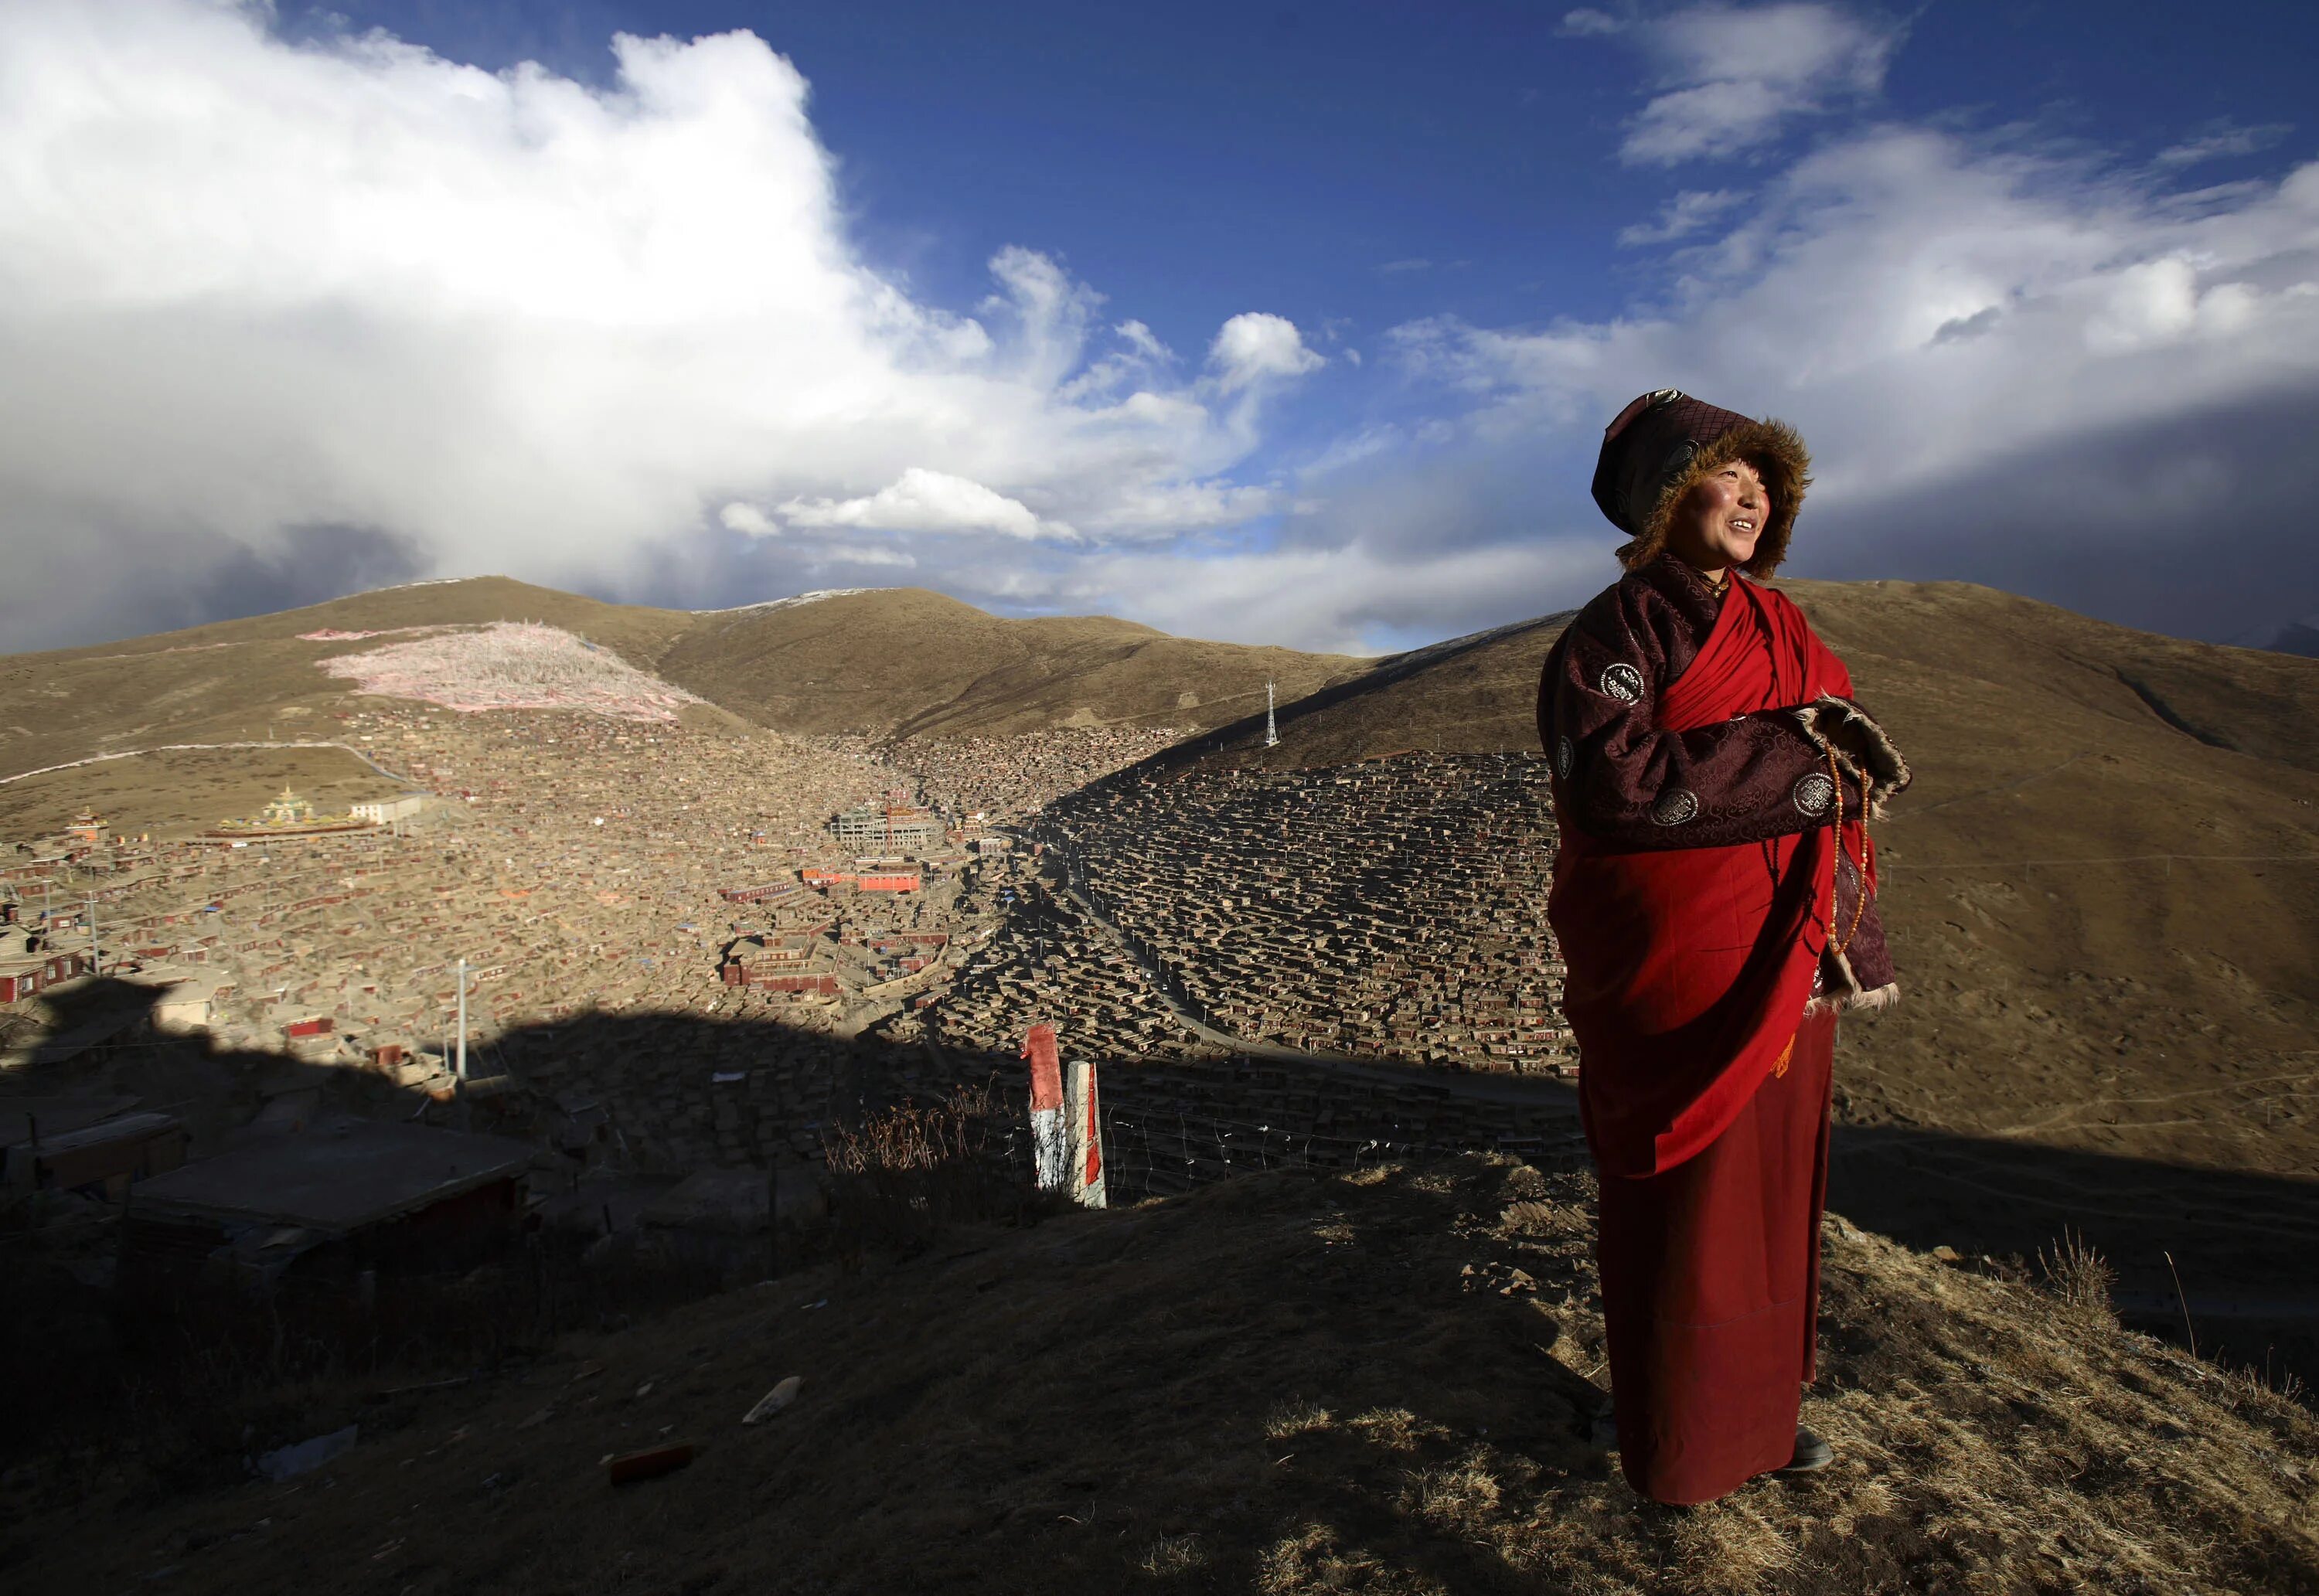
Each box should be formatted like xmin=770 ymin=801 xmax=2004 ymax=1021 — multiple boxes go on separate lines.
xmin=1595 ymin=1008 xmax=1837 ymax=1505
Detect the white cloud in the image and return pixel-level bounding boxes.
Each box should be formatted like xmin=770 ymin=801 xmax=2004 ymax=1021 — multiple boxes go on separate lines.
xmin=1299 ymin=424 xmax=1406 ymax=480
xmin=1613 ymin=2 xmax=1902 ymax=165
xmin=1071 ymin=478 xmax=1280 ymax=536
xmin=1209 ymin=312 xmax=1326 ymax=392
xmin=2155 ymin=121 xmax=2291 ymax=172
xmin=774 ymin=468 xmax=1077 ymax=542
xmin=1617 ymin=187 xmax=1749 ymax=245
xmin=5 ymin=0 xmax=2312 ymax=663
xmin=1559 ymin=9 xmax=1626 ymax=37
xmin=1114 ymin=319 xmax=1173 ymax=362
xmin=720 ymin=502 xmax=781 ymax=537
xmin=1401 ymin=128 xmax=2319 ymax=483
xmin=1368 ymin=121 xmax=2319 ymax=641
xmin=1066 ymin=538 xmax=1602 ymax=656
xmin=801 ymin=540 xmax=916 ymax=569
xmin=0 ymin=0 xmax=1306 ymax=648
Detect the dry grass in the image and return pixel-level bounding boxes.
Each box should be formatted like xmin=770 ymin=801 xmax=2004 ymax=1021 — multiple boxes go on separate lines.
xmin=1667 ymin=1499 xmax=1797 ymax=1595
xmin=1265 ymin=1400 xmax=1335 ymax=1441
xmin=1138 ymin=1531 xmax=1208 ymax=1575
xmin=0 ymin=575 xmax=701 ymax=779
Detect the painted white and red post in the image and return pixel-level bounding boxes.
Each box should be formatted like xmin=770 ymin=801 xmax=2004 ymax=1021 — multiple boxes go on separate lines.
xmin=1067 ymin=1057 xmax=1105 ymax=1210
xmin=1022 ymin=1023 xmax=1068 ymax=1193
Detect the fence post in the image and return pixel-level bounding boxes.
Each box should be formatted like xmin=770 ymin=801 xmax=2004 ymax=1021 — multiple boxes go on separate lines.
xmin=1067 ymin=1057 xmax=1106 ymax=1210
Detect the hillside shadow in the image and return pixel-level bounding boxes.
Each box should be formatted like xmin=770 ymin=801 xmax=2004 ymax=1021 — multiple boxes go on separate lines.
xmin=6 ymin=980 xmax=2317 ymax=1474
xmin=1827 ymin=1121 xmax=2319 ymax=1380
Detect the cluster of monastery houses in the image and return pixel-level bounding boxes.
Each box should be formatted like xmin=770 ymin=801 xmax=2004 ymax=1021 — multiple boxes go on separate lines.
xmin=0 ymin=703 xmax=1039 ymax=1197
xmin=2 ymin=708 xmax=1589 ymax=1302
xmin=823 ymin=725 xmax=1187 ymax=825
xmin=1023 ymin=751 xmax=1572 ymax=1075
xmin=895 ymin=854 xmax=1200 ymax=1064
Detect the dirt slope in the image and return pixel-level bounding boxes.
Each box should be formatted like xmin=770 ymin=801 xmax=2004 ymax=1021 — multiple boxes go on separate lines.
xmin=656 ymin=587 xmax=1366 ymax=740
xmin=8 ymin=1157 xmax=2313 ymax=1594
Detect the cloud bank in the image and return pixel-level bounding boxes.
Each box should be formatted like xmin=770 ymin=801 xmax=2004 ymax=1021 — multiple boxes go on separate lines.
xmin=0 ymin=0 xmax=1320 ymax=649
xmin=1357 ymin=122 xmax=2319 ymax=643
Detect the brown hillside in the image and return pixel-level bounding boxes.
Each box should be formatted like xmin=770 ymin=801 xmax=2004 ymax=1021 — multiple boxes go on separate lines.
xmin=0 ymin=577 xmax=701 ymax=781
xmin=11 ymin=1157 xmax=2314 ymax=1594
xmin=1127 ymin=579 xmax=2319 ymax=1353
xmin=656 ymin=587 xmax=1366 ymax=740
xmin=0 ymin=582 xmax=1364 ymax=785
xmin=1120 ymin=613 xmax=1572 ymax=771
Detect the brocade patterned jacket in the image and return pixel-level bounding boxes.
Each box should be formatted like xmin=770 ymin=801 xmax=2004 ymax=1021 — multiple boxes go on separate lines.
xmin=1537 ymin=553 xmax=1898 ymax=1006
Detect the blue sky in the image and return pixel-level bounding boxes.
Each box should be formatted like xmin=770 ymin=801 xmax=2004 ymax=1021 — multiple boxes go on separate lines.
xmin=3 ymin=0 xmax=2317 ymax=655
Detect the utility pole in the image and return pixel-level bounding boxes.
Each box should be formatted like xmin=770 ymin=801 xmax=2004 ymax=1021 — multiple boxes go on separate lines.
xmin=84 ymin=894 xmax=98 ymax=978
xmin=455 ymin=957 xmax=468 ymax=1081
xmin=1265 ymin=680 xmax=1279 ymax=749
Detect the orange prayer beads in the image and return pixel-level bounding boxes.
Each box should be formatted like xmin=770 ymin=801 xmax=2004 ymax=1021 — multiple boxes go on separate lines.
xmin=1824 ymin=743 xmax=1869 ymax=957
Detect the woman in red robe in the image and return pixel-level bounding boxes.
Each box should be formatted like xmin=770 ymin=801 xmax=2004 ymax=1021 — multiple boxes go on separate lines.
xmin=1537 ymin=390 xmax=1913 ymax=1506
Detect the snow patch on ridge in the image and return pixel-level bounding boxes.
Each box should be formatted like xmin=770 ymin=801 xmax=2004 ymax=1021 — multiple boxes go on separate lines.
xmin=693 ymin=589 xmax=873 ymax=614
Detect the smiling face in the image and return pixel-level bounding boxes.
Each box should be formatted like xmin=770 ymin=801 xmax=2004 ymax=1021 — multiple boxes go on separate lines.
xmin=1664 ymin=456 xmax=1771 ymax=579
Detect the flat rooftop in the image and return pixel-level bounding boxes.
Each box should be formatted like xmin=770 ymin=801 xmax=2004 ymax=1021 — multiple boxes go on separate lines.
xmin=131 ymin=1117 xmax=533 ymax=1234
xmin=0 ymin=1094 xmax=142 ymax=1147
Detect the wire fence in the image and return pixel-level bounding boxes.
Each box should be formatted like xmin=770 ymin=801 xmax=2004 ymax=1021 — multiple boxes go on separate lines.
xmin=1097 ymin=1106 xmax=1590 ymax=1200
xmin=955 ymin=1087 xmax=1590 ymax=1207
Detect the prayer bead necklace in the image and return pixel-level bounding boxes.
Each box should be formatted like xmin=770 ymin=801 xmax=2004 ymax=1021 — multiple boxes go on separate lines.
xmin=1824 ymin=744 xmax=1870 ymax=957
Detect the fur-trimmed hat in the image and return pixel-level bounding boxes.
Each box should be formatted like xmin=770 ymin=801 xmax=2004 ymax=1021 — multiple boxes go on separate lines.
xmin=1590 ymin=389 xmax=1810 ymax=576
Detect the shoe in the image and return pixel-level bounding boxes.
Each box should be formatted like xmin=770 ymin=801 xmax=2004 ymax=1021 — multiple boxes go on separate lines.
xmin=1776 ymin=1428 xmax=1833 ymax=1475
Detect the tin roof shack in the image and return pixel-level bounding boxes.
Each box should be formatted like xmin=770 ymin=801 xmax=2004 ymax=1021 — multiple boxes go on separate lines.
xmin=121 ymin=1118 xmax=533 ymax=1297
xmin=3 ymin=1111 xmax=187 ymax=1202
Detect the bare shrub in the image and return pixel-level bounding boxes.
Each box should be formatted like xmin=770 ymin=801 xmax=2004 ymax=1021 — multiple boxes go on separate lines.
xmin=820 ymin=1077 xmax=1028 ymax=1256
xmin=2037 ymin=1227 xmax=2117 ymax=1328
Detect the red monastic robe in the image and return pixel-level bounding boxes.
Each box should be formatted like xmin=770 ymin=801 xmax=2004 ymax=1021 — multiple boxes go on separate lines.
xmin=1546 ymin=572 xmax=1871 ymax=1504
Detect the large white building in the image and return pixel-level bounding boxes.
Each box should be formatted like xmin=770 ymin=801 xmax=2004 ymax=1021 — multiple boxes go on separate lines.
xmin=351 ymin=795 xmax=428 ymax=825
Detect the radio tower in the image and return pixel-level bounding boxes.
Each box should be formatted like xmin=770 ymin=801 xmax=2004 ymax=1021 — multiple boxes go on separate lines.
xmin=1264 ymin=679 xmax=1279 ymax=748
